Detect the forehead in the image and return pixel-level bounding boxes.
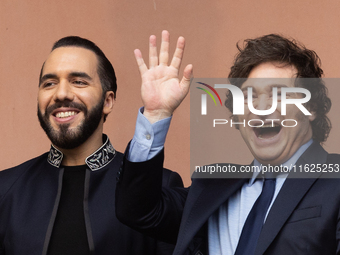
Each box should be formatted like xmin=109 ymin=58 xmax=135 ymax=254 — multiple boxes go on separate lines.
xmin=241 ymin=62 xmax=297 ymax=89
xmin=42 ymin=46 xmax=98 ymax=77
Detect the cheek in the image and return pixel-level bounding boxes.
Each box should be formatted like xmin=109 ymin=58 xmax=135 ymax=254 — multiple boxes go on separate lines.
xmin=37 ymin=89 xmax=59 ymax=116
xmin=238 ymin=124 xmax=250 ymax=140
xmin=288 ymin=106 xmax=308 ymax=122
xmin=242 ymin=105 xmax=254 ymax=118
xmin=37 ymin=93 xmax=50 ymax=112
xmin=77 ymin=89 xmax=102 ymax=106
xmin=295 ymin=113 xmax=311 ymax=132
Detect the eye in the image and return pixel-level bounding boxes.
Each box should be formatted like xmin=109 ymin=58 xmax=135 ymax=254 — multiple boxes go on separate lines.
xmin=277 ymin=92 xmax=282 ymax=101
xmin=271 ymin=92 xmax=282 ymax=98
xmin=41 ymin=81 xmax=56 ymax=88
xmin=285 ymin=92 xmax=297 ymax=98
xmin=243 ymin=92 xmax=257 ymax=103
xmin=72 ymin=80 xmax=88 ymax=86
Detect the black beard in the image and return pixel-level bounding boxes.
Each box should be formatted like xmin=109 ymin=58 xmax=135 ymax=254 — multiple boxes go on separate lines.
xmin=37 ymin=97 xmax=105 ymax=150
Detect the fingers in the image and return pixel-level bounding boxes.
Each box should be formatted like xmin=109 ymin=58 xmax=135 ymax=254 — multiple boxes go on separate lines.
xmin=180 ymin=64 xmax=193 ymax=92
xmin=137 ymin=31 xmax=188 ymax=74
xmin=149 ymin=35 xmax=158 ymax=68
xmin=170 ymin=36 xmax=185 ymax=71
xmin=134 ymin=49 xmax=148 ymax=75
xmin=159 ymin=30 xmax=170 ymax=65
xmin=183 ymin=64 xmax=193 ymax=81
xmin=150 ymin=31 xmax=170 ymax=67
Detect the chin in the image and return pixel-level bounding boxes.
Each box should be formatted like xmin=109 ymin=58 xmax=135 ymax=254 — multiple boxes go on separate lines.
xmin=253 ymin=149 xmax=285 ymax=165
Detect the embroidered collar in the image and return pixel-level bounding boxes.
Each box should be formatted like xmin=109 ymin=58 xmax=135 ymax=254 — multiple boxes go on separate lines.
xmin=47 ymin=134 xmax=116 ymax=171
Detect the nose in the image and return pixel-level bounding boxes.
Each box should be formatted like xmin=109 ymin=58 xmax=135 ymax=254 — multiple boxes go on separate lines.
xmin=255 ymin=94 xmax=272 ymax=110
xmin=53 ymin=80 xmax=74 ymax=102
xmin=249 ymin=93 xmax=278 ymax=117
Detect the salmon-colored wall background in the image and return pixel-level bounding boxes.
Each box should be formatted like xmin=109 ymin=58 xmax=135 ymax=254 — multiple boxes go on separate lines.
xmin=1 ymin=1 xmax=340 ymax=186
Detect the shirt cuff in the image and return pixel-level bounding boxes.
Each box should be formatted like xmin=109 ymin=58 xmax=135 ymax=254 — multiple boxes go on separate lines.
xmin=128 ymin=107 xmax=172 ymax=162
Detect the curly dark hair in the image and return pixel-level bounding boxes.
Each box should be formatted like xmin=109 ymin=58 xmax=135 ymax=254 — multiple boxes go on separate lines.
xmin=225 ymin=34 xmax=331 ymax=142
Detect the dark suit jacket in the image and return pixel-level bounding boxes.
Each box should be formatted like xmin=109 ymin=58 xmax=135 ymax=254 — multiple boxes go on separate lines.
xmin=116 ymin=142 xmax=340 ymax=255
xmin=0 ymin=142 xmax=183 ymax=254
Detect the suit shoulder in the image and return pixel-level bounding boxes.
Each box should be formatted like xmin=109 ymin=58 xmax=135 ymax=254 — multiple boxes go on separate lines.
xmin=161 ymin=168 xmax=184 ymax=188
xmin=0 ymin=153 xmax=48 ymax=199
xmin=327 ymin=153 xmax=340 ymax=163
xmin=1 ymin=152 xmax=48 ymax=172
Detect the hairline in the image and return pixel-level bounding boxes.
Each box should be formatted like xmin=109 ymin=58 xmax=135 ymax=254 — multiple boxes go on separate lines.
xmin=39 ymin=45 xmax=107 ymax=94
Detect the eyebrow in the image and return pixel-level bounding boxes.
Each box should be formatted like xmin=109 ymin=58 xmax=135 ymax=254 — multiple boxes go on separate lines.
xmin=68 ymin=72 xmax=93 ymax=81
xmin=39 ymin=72 xmax=93 ymax=86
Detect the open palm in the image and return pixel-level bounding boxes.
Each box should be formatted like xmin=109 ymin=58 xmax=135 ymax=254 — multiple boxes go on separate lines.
xmin=134 ymin=30 xmax=193 ymax=123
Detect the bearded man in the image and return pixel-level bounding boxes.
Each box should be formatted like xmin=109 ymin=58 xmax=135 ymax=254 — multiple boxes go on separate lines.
xmin=0 ymin=36 xmax=183 ymax=255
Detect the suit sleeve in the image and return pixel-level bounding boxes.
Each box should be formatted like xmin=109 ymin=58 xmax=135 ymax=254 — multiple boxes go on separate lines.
xmin=116 ymin=147 xmax=189 ymax=244
xmin=0 ymin=164 xmax=29 ymax=255
xmin=161 ymin=168 xmax=184 ymax=188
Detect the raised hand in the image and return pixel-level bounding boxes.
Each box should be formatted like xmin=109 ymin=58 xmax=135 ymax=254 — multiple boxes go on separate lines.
xmin=134 ymin=30 xmax=193 ymax=124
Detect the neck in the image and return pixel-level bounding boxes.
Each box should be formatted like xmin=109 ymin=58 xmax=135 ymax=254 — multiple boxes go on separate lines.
xmin=55 ymin=127 xmax=104 ymax=166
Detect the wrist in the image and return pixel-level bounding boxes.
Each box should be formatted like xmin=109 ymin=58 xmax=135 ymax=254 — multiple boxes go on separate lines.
xmin=143 ymin=109 xmax=172 ymax=124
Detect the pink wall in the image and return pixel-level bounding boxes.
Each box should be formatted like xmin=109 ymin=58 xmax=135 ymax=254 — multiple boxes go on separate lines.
xmin=1 ymin=1 xmax=340 ymax=186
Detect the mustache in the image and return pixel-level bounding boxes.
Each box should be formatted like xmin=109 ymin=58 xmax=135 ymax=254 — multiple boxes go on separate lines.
xmin=45 ymin=101 xmax=87 ymax=116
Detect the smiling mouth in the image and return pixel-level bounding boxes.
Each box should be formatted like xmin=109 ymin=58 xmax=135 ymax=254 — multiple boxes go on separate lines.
xmin=51 ymin=108 xmax=81 ymax=120
xmin=55 ymin=111 xmax=77 ymax=118
xmin=254 ymin=123 xmax=281 ymax=139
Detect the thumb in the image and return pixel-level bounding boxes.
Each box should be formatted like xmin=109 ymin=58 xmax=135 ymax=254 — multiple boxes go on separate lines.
xmin=180 ymin=64 xmax=193 ymax=93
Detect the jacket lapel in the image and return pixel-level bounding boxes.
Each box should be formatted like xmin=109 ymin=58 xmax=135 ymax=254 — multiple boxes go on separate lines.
xmin=175 ymin=173 xmax=248 ymax=254
xmin=255 ymin=142 xmax=328 ymax=255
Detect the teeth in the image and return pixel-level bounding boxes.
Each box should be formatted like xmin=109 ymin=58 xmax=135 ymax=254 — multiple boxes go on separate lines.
xmin=56 ymin=111 xmax=76 ymax=118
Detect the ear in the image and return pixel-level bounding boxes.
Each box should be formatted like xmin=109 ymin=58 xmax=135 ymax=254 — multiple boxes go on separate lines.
xmin=103 ymin=91 xmax=115 ymax=115
xmin=308 ymin=111 xmax=316 ymax=122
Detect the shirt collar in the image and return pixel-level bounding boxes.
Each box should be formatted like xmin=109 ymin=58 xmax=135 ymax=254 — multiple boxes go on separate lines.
xmin=248 ymin=139 xmax=314 ymax=185
xmin=47 ymin=134 xmax=116 ymax=171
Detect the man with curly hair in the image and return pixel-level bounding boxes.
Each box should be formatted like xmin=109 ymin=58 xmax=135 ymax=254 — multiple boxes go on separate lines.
xmin=116 ymin=31 xmax=339 ymax=255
